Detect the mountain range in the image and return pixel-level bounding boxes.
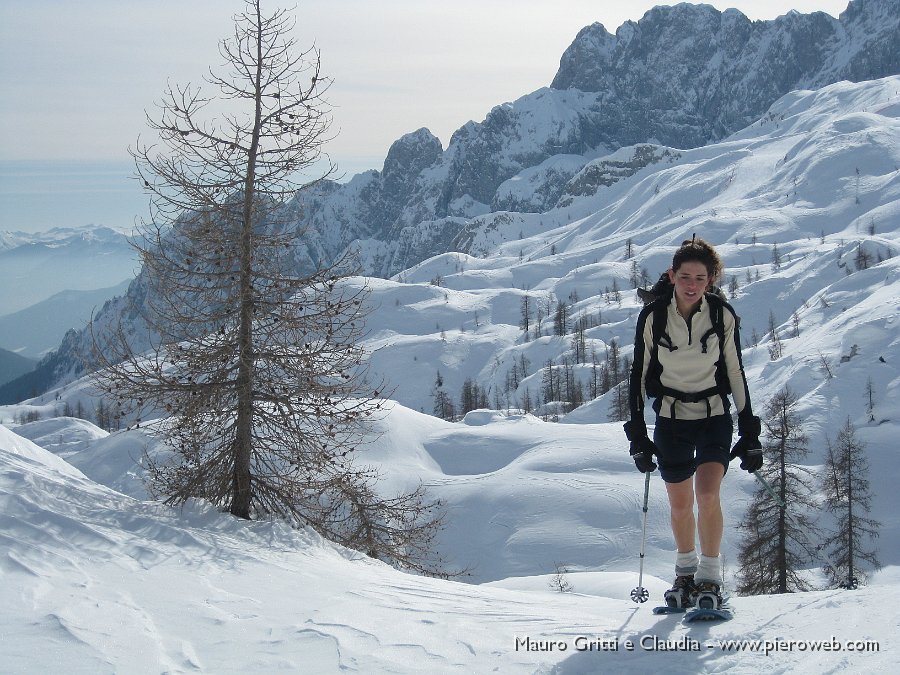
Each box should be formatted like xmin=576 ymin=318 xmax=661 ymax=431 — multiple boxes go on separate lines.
xmin=293 ymin=0 xmax=899 ymax=276
xmin=0 ymin=225 xmax=136 ymax=391
xmin=2 ymin=0 xmax=899 ymax=405
xmin=0 ymin=225 xmax=135 ymax=317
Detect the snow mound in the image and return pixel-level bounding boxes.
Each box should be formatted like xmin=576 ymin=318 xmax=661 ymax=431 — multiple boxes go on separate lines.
xmin=2 ymin=422 xmax=898 ymax=673
xmin=12 ymin=415 xmax=108 ymax=457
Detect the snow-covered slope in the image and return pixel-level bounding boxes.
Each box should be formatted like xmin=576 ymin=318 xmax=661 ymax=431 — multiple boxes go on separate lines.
xmin=2 ymin=414 xmax=897 ymax=673
xmin=359 ymin=76 xmax=900 ymax=423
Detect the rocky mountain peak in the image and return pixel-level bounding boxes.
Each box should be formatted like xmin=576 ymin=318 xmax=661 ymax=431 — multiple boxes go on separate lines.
xmin=381 ymin=128 xmax=443 ymax=194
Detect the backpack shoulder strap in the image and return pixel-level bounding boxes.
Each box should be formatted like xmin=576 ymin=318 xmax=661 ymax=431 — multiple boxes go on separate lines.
xmin=701 ymin=292 xmax=736 ymax=403
xmin=699 ymin=292 xmax=729 ymax=352
xmin=644 ymin=295 xmax=676 ymax=402
xmin=650 ymin=293 xmax=676 ymax=351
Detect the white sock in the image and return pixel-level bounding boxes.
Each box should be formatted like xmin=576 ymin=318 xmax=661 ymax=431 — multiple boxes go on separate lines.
xmin=675 ymin=549 xmax=698 ymax=577
xmin=695 ymin=554 xmax=722 ymax=585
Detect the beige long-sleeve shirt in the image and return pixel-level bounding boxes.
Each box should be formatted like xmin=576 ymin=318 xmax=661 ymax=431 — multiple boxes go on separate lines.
xmin=630 ymin=293 xmax=751 ymax=421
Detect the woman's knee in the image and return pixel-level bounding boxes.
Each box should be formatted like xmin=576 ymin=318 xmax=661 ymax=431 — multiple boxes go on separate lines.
xmin=695 ymin=487 xmax=720 ymax=512
xmin=694 ymin=463 xmax=724 ymax=508
xmin=666 ymin=481 xmax=695 ymax=516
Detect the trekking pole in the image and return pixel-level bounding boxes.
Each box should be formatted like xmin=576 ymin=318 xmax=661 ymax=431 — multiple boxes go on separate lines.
xmin=631 ymin=471 xmax=652 ymax=603
xmin=751 ymin=470 xmax=785 ymax=509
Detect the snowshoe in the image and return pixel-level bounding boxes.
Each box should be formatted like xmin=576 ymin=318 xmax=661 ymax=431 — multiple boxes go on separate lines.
xmin=652 ymin=605 xmax=686 ymax=615
xmin=693 ymin=581 xmax=723 ymax=610
xmin=683 ymin=604 xmax=734 ymax=622
xmin=663 ymin=575 xmax=697 ymax=609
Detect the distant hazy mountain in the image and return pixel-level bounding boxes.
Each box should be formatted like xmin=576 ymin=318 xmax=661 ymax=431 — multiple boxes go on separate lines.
xmin=0 ymin=280 xmax=131 ymax=360
xmin=0 ymin=225 xmax=137 ymax=316
xmin=0 ymin=346 xmax=34 ymax=388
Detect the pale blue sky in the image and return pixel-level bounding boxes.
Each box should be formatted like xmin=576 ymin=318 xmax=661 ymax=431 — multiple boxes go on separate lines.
xmin=0 ymin=0 xmax=852 ymax=231
xmin=1 ymin=0 xmax=853 ymax=167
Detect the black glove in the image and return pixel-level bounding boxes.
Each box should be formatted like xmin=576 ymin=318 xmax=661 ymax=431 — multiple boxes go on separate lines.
xmin=624 ymin=420 xmax=658 ymax=473
xmin=731 ymin=413 xmax=763 ymax=472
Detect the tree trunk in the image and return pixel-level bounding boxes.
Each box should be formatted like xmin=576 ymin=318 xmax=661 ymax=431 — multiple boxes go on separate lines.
xmin=777 ymin=445 xmax=788 ymax=593
xmin=847 ymin=456 xmax=854 ymax=586
xmin=230 ymin=4 xmax=265 ymax=519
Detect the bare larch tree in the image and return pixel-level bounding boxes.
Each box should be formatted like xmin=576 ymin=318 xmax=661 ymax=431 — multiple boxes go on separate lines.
xmin=91 ymin=1 xmax=452 ymax=576
xmin=822 ymin=418 xmax=881 ymax=588
xmin=736 ymin=386 xmax=819 ymax=594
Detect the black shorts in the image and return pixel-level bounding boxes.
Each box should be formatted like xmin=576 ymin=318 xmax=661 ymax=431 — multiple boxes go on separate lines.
xmin=653 ymin=414 xmax=733 ymax=483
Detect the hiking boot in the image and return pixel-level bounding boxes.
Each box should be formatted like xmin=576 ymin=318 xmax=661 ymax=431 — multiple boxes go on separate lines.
xmin=664 ymin=575 xmax=697 ymax=608
xmin=693 ymin=581 xmax=723 ymax=610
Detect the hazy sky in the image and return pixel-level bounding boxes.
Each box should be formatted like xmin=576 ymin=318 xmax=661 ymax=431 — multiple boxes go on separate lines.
xmin=0 ymin=1 xmax=852 ymax=232
xmin=1 ymin=0 xmax=853 ymax=171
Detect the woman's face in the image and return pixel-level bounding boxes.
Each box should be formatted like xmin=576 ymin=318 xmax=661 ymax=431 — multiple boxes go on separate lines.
xmin=668 ymin=260 xmax=711 ymax=310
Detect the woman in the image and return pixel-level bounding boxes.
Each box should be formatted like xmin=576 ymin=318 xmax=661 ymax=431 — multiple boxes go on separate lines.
xmin=624 ymin=237 xmax=762 ymax=610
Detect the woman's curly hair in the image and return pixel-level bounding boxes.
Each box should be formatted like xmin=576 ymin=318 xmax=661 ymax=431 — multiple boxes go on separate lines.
xmin=671 ymin=235 xmax=724 ymax=283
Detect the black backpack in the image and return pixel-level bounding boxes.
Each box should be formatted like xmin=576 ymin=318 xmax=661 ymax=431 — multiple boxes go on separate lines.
xmin=638 ymin=273 xmax=733 ymax=417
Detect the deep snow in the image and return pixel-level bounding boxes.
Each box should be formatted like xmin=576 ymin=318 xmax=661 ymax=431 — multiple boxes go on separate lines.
xmin=2 ymin=417 xmax=897 ymax=674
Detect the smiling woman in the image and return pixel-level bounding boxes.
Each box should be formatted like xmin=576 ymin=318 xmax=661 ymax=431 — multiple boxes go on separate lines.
xmin=625 ymin=236 xmax=762 ymax=611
